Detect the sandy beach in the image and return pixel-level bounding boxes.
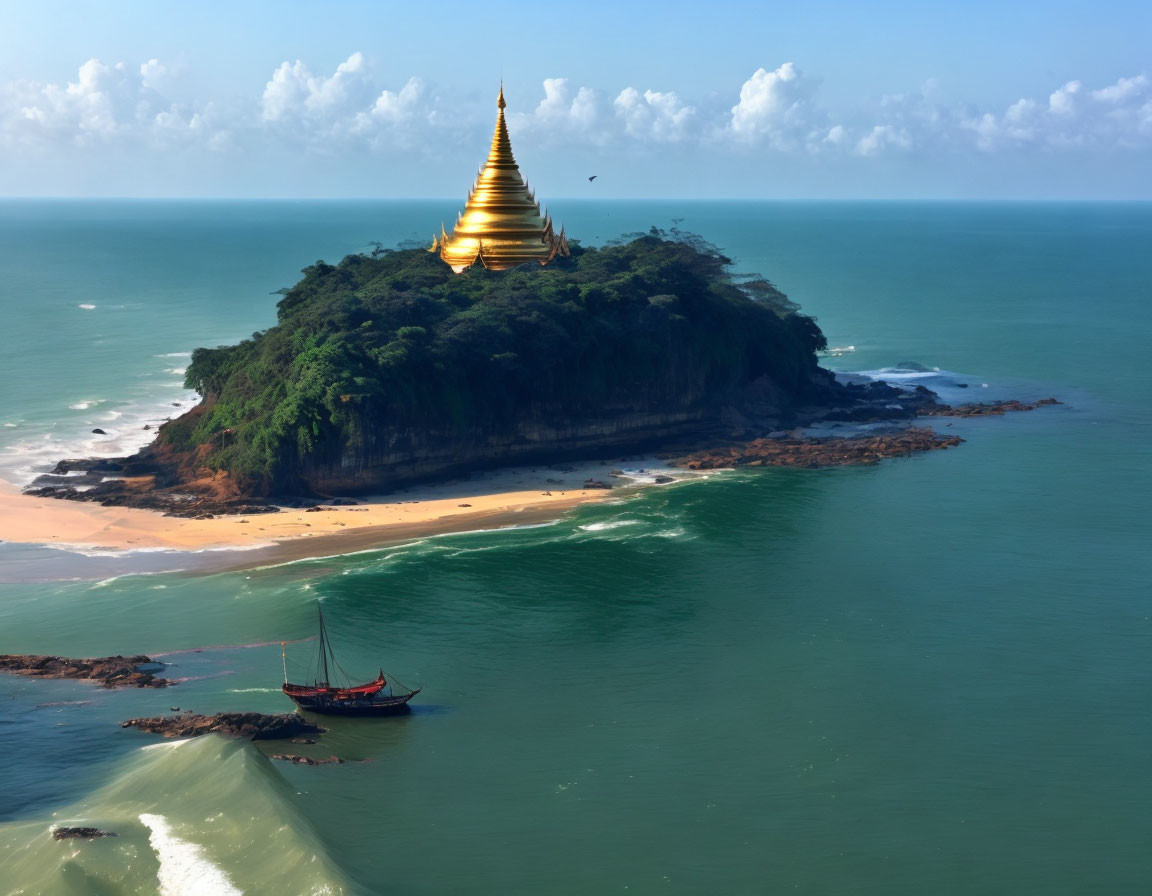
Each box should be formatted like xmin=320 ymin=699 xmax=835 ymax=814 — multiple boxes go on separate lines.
xmin=0 ymin=459 xmax=680 ymax=569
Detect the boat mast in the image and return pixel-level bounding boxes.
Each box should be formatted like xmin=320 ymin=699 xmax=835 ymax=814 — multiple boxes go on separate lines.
xmin=317 ymin=603 xmax=331 ymax=686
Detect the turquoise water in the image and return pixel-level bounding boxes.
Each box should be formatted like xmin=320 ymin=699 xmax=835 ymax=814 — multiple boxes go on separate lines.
xmin=0 ymin=201 xmax=1150 ymax=894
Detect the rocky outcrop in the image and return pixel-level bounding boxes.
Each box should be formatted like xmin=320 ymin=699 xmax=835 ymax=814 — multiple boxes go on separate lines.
xmin=0 ymin=654 xmax=167 ymax=688
xmin=672 ymin=427 xmax=965 ymax=471
xmin=53 ymin=827 xmax=117 ymax=840
xmin=920 ymin=397 xmax=1062 ymax=417
xmin=270 ymin=754 xmax=345 ymax=766
xmin=121 ymin=712 xmax=326 ymax=741
xmin=23 ymin=447 xmax=281 ymax=518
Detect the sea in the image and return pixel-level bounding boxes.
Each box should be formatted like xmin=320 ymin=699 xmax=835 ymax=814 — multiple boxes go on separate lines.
xmin=0 ymin=200 xmax=1149 ymax=894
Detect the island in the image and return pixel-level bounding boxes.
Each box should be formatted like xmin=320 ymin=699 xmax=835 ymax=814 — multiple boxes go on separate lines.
xmin=13 ymin=86 xmax=1060 ymax=551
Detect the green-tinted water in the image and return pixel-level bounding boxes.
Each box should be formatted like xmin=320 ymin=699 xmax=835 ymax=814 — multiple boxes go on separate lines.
xmin=1 ymin=201 xmax=1149 ymax=894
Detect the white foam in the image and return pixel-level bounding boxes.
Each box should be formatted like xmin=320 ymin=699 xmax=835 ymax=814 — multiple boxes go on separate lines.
xmin=578 ymin=519 xmax=642 ymax=532
xmin=139 ymin=812 xmax=243 ymax=896
xmin=159 ymin=352 xmax=193 ymax=358
xmin=77 ymin=304 xmax=96 ymax=310
xmin=141 ymin=739 xmax=194 ymax=751
xmin=52 ymin=541 xmax=274 ymax=558
xmin=1 ymin=387 xmax=200 ymax=484
xmin=855 ymin=366 xmax=946 ymax=381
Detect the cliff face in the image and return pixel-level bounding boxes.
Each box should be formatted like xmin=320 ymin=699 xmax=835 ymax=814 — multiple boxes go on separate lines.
xmin=149 ymin=233 xmax=837 ymax=497
xmin=300 ymin=411 xmax=709 ymax=493
xmin=295 ymin=372 xmax=815 ymax=494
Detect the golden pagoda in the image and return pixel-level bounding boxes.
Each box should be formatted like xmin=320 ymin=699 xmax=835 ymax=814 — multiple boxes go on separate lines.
xmin=432 ymin=85 xmax=569 ymax=272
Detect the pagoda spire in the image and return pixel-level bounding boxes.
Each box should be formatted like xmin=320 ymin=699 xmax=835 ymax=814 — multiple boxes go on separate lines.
xmin=434 ymin=85 xmax=570 ymax=273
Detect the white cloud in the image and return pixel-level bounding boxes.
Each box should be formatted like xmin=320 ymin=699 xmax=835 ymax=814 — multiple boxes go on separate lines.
xmin=532 ymin=78 xmax=602 ymax=129
xmin=261 ymin=52 xmax=375 ymax=123
xmin=1 ymin=55 xmax=1149 ymax=168
xmin=855 ymin=124 xmax=912 ymax=156
xmin=139 ymin=59 xmax=167 ymax=90
xmin=366 ymin=77 xmax=425 ymax=122
xmin=1048 ymin=80 xmax=1081 ymax=115
xmin=506 ymin=78 xmax=609 ymax=147
xmin=0 ymin=57 xmax=204 ymax=149
xmin=824 ymin=124 xmax=846 ymax=145
xmin=962 ymin=73 xmax=1152 ymax=151
xmin=728 ymin=63 xmax=818 ymax=147
xmin=613 ymin=87 xmax=695 ymax=141
xmin=1093 ymin=74 xmax=1148 ymax=103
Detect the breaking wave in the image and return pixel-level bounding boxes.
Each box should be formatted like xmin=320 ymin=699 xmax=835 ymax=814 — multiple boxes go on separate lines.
xmin=0 ymin=736 xmax=357 ymax=895
xmin=141 ymin=812 xmax=243 ymax=896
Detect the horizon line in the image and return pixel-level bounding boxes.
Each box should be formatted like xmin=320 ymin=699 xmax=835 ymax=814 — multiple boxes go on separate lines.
xmin=2 ymin=196 xmax=1151 ymax=203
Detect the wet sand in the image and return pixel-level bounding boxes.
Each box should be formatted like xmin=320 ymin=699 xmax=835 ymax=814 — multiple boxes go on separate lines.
xmin=0 ymin=460 xmax=670 ymax=571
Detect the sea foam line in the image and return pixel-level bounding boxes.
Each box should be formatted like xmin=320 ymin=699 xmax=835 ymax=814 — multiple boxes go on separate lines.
xmin=139 ymin=812 xmax=242 ymax=896
xmin=578 ymin=519 xmax=642 ymax=532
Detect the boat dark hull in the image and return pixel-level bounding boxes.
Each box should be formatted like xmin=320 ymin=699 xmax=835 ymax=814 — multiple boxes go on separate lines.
xmin=285 ymin=688 xmax=420 ymax=717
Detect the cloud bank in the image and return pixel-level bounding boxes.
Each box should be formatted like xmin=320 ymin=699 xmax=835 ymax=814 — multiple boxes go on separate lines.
xmin=1 ymin=53 xmax=1148 ymax=195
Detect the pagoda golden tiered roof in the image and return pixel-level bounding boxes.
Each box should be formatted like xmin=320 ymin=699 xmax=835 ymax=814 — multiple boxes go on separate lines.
xmin=432 ymin=86 xmax=569 ymax=272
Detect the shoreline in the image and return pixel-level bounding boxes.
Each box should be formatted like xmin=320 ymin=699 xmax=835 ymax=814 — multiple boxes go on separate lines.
xmin=0 ymin=459 xmax=659 ymax=574
xmin=0 ymin=398 xmax=1060 ymax=579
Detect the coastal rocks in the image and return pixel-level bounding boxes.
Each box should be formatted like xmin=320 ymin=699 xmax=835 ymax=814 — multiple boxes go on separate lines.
xmin=820 ymin=383 xmax=943 ymax=423
xmin=24 ymin=452 xmax=283 ymax=518
xmin=582 ymin=479 xmax=613 ymax=490
xmin=270 ymin=754 xmax=344 ymax=766
xmin=90 ymin=428 xmax=106 ymax=435
xmin=53 ymin=827 xmax=117 ymax=840
xmin=0 ymin=654 xmax=168 ymax=688
xmin=121 ymin=712 xmax=326 ymax=741
xmin=920 ymin=397 xmax=1062 ymax=417
xmin=672 ymin=427 xmax=964 ymax=471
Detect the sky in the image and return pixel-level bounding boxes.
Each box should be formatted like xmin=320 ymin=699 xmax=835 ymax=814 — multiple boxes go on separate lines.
xmin=0 ymin=0 xmax=1149 ymax=199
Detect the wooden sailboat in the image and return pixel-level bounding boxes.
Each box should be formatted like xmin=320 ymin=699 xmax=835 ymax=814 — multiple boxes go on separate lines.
xmin=281 ymin=604 xmax=420 ymax=716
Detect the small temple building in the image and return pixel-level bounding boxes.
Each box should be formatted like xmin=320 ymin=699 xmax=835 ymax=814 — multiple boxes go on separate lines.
xmin=432 ymin=86 xmax=569 ymax=272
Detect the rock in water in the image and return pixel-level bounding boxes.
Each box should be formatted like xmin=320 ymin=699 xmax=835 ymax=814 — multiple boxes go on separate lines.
xmin=53 ymin=827 xmax=117 ymax=840
xmin=920 ymin=397 xmax=1062 ymax=417
xmin=0 ymin=654 xmax=168 ymax=688
xmin=269 ymin=754 xmax=345 ymax=766
xmin=673 ymin=428 xmax=965 ymax=471
xmin=121 ymin=712 xmax=327 ymax=740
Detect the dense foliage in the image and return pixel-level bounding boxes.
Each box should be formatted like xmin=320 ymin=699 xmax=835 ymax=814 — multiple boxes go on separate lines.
xmin=168 ymin=232 xmax=827 ymax=492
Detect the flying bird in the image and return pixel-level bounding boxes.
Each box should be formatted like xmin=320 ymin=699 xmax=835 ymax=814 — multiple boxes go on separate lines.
xmin=588 ymin=175 xmax=598 ymax=182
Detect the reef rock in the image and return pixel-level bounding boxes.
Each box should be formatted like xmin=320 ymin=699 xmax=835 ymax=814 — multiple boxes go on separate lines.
xmin=0 ymin=654 xmax=167 ymax=688
xmin=53 ymin=827 xmax=117 ymax=840
xmin=269 ymin=754 xmax=345 ymax=766
xmin=673 ymin=427 xmax=965 ymax=471
xmin=121 ymin=712 xmax=326 ymax=741
xmin=920 ymin=398 xmax=1062 ymax=417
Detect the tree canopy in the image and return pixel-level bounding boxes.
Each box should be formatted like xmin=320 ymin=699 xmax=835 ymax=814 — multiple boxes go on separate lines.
xmin=168 ymin=232 xmax=827 ymax=492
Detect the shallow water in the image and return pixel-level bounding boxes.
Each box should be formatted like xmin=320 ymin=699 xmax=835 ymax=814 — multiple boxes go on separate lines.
xmin=0 ymin=201 xmax=1150 ymax=894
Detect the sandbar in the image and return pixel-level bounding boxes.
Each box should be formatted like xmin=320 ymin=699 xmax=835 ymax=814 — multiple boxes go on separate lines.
xmin=0 ymin=460 xmax=659 ymax=569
